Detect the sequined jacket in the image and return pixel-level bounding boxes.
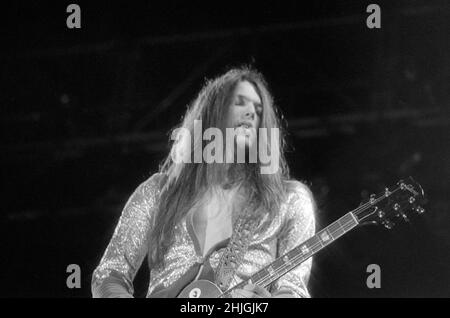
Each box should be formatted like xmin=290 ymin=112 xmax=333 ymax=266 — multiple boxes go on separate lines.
xmin=91 ymin=173 xmax=316 ymax=298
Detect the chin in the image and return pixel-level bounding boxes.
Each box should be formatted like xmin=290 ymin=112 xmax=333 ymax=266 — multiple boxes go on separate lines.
xmin=236 ymin=135 xmax=254 ymax=149
xmin=235 ymin=137 xmax=258 ymax=164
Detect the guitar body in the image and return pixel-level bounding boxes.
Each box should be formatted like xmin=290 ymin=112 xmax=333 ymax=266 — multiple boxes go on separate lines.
xmin=177 ymin=280 xmax=223 ymax=298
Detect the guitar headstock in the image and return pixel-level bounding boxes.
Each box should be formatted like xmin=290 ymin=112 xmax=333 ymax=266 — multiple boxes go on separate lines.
xmin=354 ymin=176 xmax=426 ymax=229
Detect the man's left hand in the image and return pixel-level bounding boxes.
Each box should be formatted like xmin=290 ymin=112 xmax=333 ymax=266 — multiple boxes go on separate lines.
xmin=231 ymin=284 xmax=295 ymax=298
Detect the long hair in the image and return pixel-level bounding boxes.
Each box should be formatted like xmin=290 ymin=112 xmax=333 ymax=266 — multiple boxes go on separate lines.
xmin=148 ymin=66 xmax=291 ymax=270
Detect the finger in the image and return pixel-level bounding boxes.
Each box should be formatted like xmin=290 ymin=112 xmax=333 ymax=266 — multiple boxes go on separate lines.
xmin=272 ymin=289 xmax=296 ymax=298
xmin=273 ymin=293 xmax=296 ymax=298
xmin=231 ymin=288 xmax=262 ymax=298
xmin=231 ymin=289 xmax=247 ymax=298
xmin=243 ymin=284 xmax=271 ymax=297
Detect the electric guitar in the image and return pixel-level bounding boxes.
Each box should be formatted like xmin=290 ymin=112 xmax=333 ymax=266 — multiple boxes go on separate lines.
xmin=160 ymin=177 xmax=426 ymax=298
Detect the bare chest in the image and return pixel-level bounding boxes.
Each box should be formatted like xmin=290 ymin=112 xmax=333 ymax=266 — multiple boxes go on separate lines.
xmin=191 ymin=197 xmax=234 ymax=257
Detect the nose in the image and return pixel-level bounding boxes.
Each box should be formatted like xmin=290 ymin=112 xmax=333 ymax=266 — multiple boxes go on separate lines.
xmin=244 ymin=104 xmax=256 ymax=121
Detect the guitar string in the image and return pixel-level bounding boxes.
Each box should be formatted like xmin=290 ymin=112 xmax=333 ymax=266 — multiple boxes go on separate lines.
xmin=219 ymin=186 xmax=408 ymax=297
xmin=218 ymin=216 xmax=357 ymax=297
xmin=255 ymin=188 xmax=414 ymax=290
xmin=249 ymin=188 xmax=403 ymax=289
xmin=254 ymin=218 xmax=355 ymax=288
xmin=251 ymin=190 xmax=405 ymax=289
xmin=220 ymin=186 xmax=406 ymax=297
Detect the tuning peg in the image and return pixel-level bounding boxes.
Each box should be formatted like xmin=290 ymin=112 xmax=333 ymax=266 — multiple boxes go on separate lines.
xmin=382 ymin=219 xmax=395 ymax=229
xmin=397 ymin=179 xmax=405 ymax=188
xmin=400 ymin=212 xmax=410 ymax=222
xmin=415 ymin=206 xmax=425 ymax=214
xmin=385 ymin=188 xmax=391 ymax=197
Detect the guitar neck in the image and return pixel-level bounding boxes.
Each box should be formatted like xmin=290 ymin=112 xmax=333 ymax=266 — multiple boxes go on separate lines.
xmin=228 ymin=211 xmax=360 ymax=292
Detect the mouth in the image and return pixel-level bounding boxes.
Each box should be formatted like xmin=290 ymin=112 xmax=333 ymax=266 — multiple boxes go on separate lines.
xmin=235 ymin=121 xmax=253 ymax=129
xmin=234 ymin=122 xmax=255 ymax=140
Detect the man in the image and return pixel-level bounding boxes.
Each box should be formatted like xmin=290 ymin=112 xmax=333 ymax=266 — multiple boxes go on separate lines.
xmin=91 ymin=67 xmax=316 ymax=298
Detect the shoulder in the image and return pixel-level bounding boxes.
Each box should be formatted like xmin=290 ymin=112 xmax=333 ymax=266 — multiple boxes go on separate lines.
xmin=139 ymin=172 xmax=167 ymax=196
xmin=283 ymin=179 xmax=316 ymax=222
xmin=124 ymin=172 xmax=167 ymax=221
xmin=284 ymin=179 xmax=315 ymax=205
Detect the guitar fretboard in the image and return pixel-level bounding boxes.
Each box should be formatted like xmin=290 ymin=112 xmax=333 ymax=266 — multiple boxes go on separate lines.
xmin=225 ymin=212 xmax=359 ymax=294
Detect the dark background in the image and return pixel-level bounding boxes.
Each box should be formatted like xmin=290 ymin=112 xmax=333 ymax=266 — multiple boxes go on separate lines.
xmin=1 ymin=0 xmax=449 ymax=297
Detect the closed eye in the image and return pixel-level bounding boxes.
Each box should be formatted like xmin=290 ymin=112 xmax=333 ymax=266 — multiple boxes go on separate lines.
xmin=234 ymin=96 xmax=246 ymax=106
xmin=235 ymin=96 xmax=263 ymax=115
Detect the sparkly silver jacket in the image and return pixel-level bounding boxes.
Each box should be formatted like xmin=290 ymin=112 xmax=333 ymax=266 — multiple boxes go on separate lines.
xmin=91 ymin=173 xmax=316 ymax=298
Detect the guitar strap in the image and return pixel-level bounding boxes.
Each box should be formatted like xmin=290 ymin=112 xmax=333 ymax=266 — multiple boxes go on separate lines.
xmin=214 ymin=194 xmax=260 ymax=291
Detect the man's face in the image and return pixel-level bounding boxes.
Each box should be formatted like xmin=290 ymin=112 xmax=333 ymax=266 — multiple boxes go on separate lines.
xmin=225 ymin=80 xmax=262 ymax=150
